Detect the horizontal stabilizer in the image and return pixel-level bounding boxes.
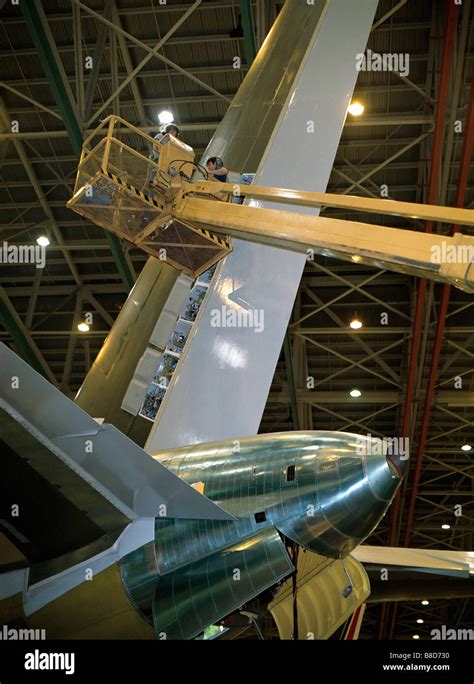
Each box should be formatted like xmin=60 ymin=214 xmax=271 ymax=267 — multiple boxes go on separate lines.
xmin=0 ymin=343 xmax=235 ymax=522
xmin=352 ymin=545 xmax=474 ymax=578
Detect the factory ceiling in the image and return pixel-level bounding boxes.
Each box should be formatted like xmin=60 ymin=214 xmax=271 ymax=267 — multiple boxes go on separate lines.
xmin=0 ymin=0 xmax=473 ymax=639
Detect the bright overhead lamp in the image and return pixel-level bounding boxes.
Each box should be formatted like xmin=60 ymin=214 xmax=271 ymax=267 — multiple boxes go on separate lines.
xmin=461 ymin=444 xmax=472 ymax=451
xmin=350 ymin=316 xmax=362 ymax=330
xmin=158 ymin=110 xmax=174 ymax=125
xmin=416 ymin=619 xmax=424 ymax=624
xmin=441 ymin=523 xmax=451 ymax=530
xmin=348 ymin=101 xmax=364 ymax=116
xmin=77 ymin=322 xmax=90 ymax=332
xmin=412 ymin=634 xmax=420 ymax=640
xmin=421 ymin=600 xmax=429 ymax=606
xmin=36 ymin=235 xmax=50 ymax=247
xmin=350 ymin=388 xmax=362 ymax=398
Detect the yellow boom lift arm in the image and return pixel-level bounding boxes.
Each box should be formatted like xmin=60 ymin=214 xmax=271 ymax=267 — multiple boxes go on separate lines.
xmin=67 ymin=115 xmax=474 ymax=292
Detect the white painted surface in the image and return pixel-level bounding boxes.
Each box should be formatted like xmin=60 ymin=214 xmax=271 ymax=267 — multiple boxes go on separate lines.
xmin=1 ymin=343 xmax=236 ymax=521
xmin=147 ymin=0 xmax=378 ymax=452
xmin=121 ymin=346 xmax=162 ymax=415
xmin=148 ymin=274 xmax=193 ymax=349
xmin=353 ymin=545 xmax=474 ymax=576
xmin=121 ymin=273 xmax=192 ymax=415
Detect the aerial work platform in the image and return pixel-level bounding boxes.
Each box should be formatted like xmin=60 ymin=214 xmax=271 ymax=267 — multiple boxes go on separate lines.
xmin=67 ymin=116 xmax=232 ymax=277
xmin=68 ymin=115 xmax=474 ymax=293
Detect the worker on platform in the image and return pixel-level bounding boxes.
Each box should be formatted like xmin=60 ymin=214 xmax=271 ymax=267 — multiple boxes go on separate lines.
xmin=206 ymin=156 xmax=229 ymax=183
xmin=164 ymin=123 xmax=180 ymax=139
xmin=146 ymin=132 xmax=165 ymax=192
xmin=149 ymin=132 xmax=164 ymax=163
xmin=148 ymin=122 xmax=181 ymax=164
xmin=147 ymin=123 xmax=183 ymax=189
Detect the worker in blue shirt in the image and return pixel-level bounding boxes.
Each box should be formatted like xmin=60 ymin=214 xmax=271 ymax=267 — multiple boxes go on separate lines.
xmin=149 ymin=132 xmax=164 ymax=163
xmin=206 ymin=156 xmax=229 ymax=183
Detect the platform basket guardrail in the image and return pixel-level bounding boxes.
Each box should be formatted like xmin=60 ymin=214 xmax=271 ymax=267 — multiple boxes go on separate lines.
xmin=67 ymin=115 xmax=232 ymax=277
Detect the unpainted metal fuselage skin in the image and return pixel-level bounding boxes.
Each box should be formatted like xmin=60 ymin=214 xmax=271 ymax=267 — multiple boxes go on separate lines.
xmin=119 ymin=430 xmax=402 ymax=636
xmin=155 ymin=430 xmax=401 ymax=558
xmin=4 ymin=430 xmax=402 ymax=640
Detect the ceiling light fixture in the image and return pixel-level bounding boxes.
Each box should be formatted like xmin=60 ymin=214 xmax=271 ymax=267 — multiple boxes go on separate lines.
xmin=158 ymin=110 xmax=174 ymax=125
xmin=350 ymin=316 xmax=362 ymax=330
xmin=348 ymin=101 xmax=364 ymax=116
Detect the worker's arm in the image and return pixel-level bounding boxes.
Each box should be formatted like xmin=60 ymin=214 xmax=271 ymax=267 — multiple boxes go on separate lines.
xmin=208 ymin=167 xmax=229 ymax=177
